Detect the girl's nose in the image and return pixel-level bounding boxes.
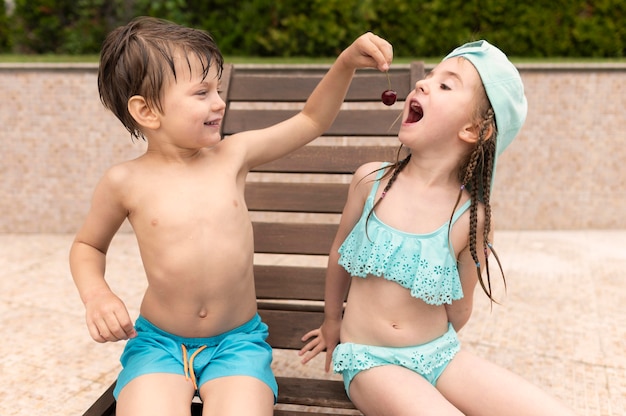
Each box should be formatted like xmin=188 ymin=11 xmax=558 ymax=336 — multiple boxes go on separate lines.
xmin=415 ymin=78 xmax=427 ymax=94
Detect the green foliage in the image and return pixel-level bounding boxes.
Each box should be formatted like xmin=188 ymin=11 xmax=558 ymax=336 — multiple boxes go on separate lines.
xmin=0 ymin=0 xmax=10 ymax=52
xmin=11 ymin=0 xmax=134 ymax=54
xmin=5 ymin=0 xmax=625 ymax=57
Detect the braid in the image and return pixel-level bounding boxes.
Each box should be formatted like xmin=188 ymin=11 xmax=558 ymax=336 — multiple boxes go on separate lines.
xmin=364 ymin=151 xmax=411 ymax=240
xmin=479 ymin=109 xmax=506 ymax=296
xmin=454 ymin=107 xmax=505 ymax=303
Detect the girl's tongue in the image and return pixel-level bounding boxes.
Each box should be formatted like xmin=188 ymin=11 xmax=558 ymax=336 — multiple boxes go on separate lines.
xmin=406 ymin=101 xmax=424 ymax=123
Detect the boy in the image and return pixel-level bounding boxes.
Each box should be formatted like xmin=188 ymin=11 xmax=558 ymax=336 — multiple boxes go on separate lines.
xmin=70 ymin=16 xmax=392 ymax=416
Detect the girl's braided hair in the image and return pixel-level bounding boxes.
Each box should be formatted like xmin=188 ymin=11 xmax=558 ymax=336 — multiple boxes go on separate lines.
xmin=366 ymin=102 xmax=503 ymax=303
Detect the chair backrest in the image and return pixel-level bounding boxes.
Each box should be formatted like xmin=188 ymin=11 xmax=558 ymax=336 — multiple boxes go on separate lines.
xmin=81 ymin=62 xmax=426 ymax=416
xmin=221 ymin=62 xmax=425 ymax=350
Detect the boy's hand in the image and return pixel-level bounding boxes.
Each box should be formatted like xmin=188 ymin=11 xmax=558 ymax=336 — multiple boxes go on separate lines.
xmin=299 ymin=319 xmax=341 ymax=372
xmin=340 ymin=32 xmax=393 ymax=73
xmin=84 ymin=290 xmax=136 ymax=343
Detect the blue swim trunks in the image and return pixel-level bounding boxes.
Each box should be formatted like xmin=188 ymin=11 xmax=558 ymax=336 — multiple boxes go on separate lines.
xmin=332 ymin=323 xmax=460 ymax=397
xmin=113 ymin=313 xmax=277 ymax=400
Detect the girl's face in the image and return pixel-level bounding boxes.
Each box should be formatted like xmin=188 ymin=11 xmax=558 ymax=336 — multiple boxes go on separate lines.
xmin=399 ymin=57 xmax=482 ymax=152
xmin=154 ymin=53 xmax=226 ymax=150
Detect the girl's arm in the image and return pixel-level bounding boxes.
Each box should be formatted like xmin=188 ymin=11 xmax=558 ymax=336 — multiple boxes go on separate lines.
xmin=445 ymin=246 xmax=478 ymax=331
xmin=446 ymin=219 xmax=494 ymax=331
xmin=299 ymin=162 xmax=380 ymax=371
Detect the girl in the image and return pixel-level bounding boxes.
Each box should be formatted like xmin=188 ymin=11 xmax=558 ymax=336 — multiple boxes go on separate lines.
xmin=299 ymin=40 xmax=575 ymax=415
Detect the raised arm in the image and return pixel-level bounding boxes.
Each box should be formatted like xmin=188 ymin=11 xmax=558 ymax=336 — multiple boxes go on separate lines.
xmin=236 ymin=33 xmax=393 ymax=169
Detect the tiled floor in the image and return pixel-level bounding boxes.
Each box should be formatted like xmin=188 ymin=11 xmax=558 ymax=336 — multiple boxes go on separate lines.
xmin=1 ymin=231 xmax=624 ymax=415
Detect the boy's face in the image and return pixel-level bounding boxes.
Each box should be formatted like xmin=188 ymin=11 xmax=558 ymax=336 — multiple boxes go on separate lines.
xmin=153 ymin=53 xmax=225 ymax=149
xmin=399 ymin=57 xmax=482 ymax=151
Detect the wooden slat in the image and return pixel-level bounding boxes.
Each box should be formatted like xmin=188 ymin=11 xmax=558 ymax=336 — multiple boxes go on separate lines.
xmin=255 ymin=265 xmax=326 ymax=300
xmin=259 ymin=309 xmax=325 ymax=350
xmin=246 ymin=182 xmax=348 ymax=213
xmin=82 ymin=383 xmax=115 ymax=416
xmin=253 ymin=222 xmax=337 ymax=255
xmin=218 ymin=63 xmax=233 ymax=137
xmin=223 ymin=108 xmax=403 ymax=136
xmin=257 ymin=300 xmax=324 ymax=313
xmin=252 ymin=145 xmax=406 ymax=174
xmin=274 ymin=410 xmax=359 ymax=416
xmin=227 ymin=67 xmax=413 ymax=102
xmin=410 ymin=60 xmax=426 ymax=86
xmin=276 ymin=377 xmax=356 ymax=410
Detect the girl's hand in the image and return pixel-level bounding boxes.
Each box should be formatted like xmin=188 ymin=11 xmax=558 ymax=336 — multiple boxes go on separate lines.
xmin=299 ymin=319 xmax=341 ymax=372
xmin=84 ymin=290 xmax=136 ymax=343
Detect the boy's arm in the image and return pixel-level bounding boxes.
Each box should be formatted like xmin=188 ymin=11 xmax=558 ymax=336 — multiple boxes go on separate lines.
xmin=236 ymin=33 xmax=393 ymax=170
xmin=69 ymin=167 xmax=136 ymax=342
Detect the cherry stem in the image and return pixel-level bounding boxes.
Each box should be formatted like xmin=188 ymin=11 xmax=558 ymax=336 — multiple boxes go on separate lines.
xmin=386 ymin=71 xmax=391 ymax=90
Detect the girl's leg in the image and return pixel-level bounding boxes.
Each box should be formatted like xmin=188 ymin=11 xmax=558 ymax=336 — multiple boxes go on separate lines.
xmin=349 ymin=365 xmax=464 ymax=416
xmin=116 ymin=373 xmax=195 ymax=416
xmin=437 ymin=350 xmax=576 ymax=416
xmin=199 ymin=375 xmax=274 ymax=416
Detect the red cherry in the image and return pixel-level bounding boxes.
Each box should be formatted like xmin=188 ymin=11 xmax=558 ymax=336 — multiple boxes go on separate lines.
xmin=381 ymin=89 xmax=397 ymax=106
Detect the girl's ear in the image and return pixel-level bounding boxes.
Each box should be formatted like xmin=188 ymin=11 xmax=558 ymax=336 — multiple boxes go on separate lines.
xmin=459 ymin=122 xmax=493 ymax=144
xmin=458 ymin=123 xmax=479 ymax=144
xmin=127 ymin=95 xmax=160 ymax=131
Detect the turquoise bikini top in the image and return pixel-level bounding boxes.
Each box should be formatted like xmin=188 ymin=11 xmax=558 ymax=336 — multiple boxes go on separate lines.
xmin=338 ymin=164 xmax=470 ymax=305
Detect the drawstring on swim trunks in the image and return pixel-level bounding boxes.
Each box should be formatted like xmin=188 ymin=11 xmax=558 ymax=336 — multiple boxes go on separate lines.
xmin=181 ymin=344 xmax=207 ymax=390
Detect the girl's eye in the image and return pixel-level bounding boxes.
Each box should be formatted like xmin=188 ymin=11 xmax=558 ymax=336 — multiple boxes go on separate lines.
xmin=440 ymin=83 xmax=451 ymax=91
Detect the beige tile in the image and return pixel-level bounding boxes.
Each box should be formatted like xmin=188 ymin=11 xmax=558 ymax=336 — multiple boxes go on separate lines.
xmin=1 ymin=231 xmax=625 ymax=415
xmin=2 ymin=66 xmax=626 ymax=232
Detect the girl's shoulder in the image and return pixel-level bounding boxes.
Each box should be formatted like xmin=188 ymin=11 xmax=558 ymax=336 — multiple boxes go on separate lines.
xmin=353 ymin=161 xmax=390 ymax=182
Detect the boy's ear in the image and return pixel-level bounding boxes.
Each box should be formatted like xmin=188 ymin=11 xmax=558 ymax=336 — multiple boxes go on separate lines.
xmin=127 ymin=95 xmax=160 ymax=130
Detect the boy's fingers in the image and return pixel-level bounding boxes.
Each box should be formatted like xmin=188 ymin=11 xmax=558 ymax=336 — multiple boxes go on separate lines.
xmin=363 ymin=32 xmax=393 ymax=71
xmin=87 ymin=321 xmax=106 ymax=343
xmin=117 ymin=312 xmax=137 ymax=338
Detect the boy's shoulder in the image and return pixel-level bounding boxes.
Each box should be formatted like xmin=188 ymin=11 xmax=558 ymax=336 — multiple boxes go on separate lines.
xmin=101 ymin=157 xmax=145 ymax=185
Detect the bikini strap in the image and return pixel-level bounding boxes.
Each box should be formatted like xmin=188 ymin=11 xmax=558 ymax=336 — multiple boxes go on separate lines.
xmin=366 ymin=162 xmax=391 ymax=202
xmin=450 ymin=199 xmax=472 ymax=225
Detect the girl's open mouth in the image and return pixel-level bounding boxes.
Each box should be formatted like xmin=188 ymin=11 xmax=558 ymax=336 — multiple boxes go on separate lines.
xmin=406 ymin=100 xmax=424 ymax=123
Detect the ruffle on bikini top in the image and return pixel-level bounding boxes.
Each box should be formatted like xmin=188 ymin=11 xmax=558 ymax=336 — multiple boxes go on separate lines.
xmin=338 ymin=207 xmax=466 ymax=306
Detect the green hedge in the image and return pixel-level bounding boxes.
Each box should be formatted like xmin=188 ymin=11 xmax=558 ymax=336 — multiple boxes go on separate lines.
xmin=0 ymin=0 xmax=10 ymax=52
xmin=3 ymin=0 xmax=625 ymax=57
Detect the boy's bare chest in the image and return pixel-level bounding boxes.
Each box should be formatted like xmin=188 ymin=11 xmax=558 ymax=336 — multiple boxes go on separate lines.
xmin=127 ymin=169 xmax=248 ymax=231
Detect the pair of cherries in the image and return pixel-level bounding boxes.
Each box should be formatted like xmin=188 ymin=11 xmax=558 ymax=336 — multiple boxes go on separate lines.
xmin=381 ymin=71 xmax=397 ymax=106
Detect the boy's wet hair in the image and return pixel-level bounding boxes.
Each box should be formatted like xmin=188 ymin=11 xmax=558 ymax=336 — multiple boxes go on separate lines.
xmin=97 ymin=16 xmax=224 ymax=141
